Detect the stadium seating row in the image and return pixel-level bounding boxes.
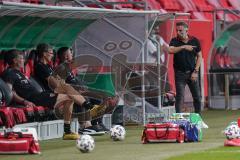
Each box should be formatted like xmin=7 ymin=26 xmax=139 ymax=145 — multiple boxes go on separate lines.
xmin=3 ymin=0 xmax=238 ymax=21
xmin=0 ymin=73 xmax=57 ymax=128
xmin=0 ymin=105 xmax=56 ymax=128
xmin=153 ymin=0 xmax=239 ymax=21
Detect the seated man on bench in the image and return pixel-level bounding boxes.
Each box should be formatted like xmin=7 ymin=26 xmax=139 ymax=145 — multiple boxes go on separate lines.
xmin=1 ymin=49 xmax=111 ymax=140
xmin=56 ymin=47 xmax=112 ymax=134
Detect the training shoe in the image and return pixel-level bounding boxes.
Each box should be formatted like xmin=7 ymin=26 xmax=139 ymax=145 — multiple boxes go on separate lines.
xmin=78 ymin=125 xmax=105 ymax=136
xmin=62 ymin=132 xmax=80 ymax=140
xmin=90 ymin=104 xmax=107 ymax=119
xmin=90 ymin=104 xmax=115 ymax=120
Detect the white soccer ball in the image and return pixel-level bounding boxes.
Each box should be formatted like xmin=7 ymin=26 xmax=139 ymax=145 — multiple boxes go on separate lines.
xmin=110 ymin=125 xmax=126 ymax=141
xmin=224 ymin=124 xmax=240 ymax=139
xmin=76 ymin=135 xmax=95 ymax=153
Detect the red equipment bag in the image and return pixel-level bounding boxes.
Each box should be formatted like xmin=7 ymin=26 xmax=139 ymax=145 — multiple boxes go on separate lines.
xmin=224 ymin=138 xmax=240 ymax=147
xmin=142 ymin=123 xmax=184 ymax=144
xmin=0 ymin=132 xmax=40 ymax=154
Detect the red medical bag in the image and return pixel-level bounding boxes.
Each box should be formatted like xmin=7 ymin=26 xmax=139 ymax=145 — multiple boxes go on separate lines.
xmin=0 ymin=132 xmax=40 ymax=154
xmin=224 ymin=138 xmax=240 ymax=147
xmin=142 ymin=123 xmax=184 ymax=144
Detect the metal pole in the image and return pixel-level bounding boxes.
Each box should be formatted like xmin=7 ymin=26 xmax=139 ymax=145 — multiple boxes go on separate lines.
xmin=157 ymin=44 xmax=161 ymax=110
xmin=142 ymin=1 xmax=147 ymax=126
xmin=225 ymin=74 xmax=230 ymax=110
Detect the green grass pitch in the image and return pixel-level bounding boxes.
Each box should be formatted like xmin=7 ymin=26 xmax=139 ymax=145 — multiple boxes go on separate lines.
xmin=1 ymin=110 xmax=240 ymax=160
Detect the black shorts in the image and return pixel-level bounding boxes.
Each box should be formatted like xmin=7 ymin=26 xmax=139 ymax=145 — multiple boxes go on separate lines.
xmin=29 ymin=92 xmax=57 ymax=109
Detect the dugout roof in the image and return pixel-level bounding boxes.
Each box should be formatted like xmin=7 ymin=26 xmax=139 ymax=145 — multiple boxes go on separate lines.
xmin=0 ymin=1 xmax=161 ymax=50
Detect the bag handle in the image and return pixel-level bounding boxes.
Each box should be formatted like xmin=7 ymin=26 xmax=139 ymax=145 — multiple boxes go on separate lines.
xmin=4 ymin=132 xmax=23 ymax=138
xmin=154 ymin=126 xmax=169 ymax=139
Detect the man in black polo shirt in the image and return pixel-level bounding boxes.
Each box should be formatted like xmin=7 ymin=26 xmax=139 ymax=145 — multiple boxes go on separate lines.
xmin=169 ymin=21 xmax=202 ymax=114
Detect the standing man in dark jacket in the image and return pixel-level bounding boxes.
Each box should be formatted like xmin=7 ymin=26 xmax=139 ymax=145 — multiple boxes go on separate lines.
xmin=169 ymin=21 xmax=202 ymax=114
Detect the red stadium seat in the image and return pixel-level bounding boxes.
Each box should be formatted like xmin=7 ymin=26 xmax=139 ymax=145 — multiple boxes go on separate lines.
xmin=157 ymin=0 xmax=182 ymax=11
xmin=192 ymin=0 xmax=214 ymax=11
xmin=24 ymin=50 xmax=36 ymax=78
xmin=99 ymin=0 xmax=134 ymax=9
xmin=84 ymin=0 xmax=117 ymax=9
xmin=22 ymin=0 xmax=40 ymax=4
xmin=176 ymin=0 xmax=197 ymax=12
xmin=219 ymin=0 xmax=239 ymax=21
xmin=175 ymin=0 xmax=209 ymax=20
xmin=0 ymin=60 xmax=5 ymax=76
xmin=191 ymin=12 xmax=209 ymax=20
xmin=215 ymin=54 xmax=224 ymax=68
xmin=12 ymin=108 xmax=27 ymax=124
xmin=24 ymin=63 xmax=32 ymax=78
xmin=120 ymin=0 xmax=133 ymax=8
xmin=228 ymin=0 xmax=240 ymax=10
xmin=219 ymin=0 xmax=233 ymax=9
xmin=0 ymin=107 xmax=16 ymax=128
xmin=207 ymin=0 xmax=234 ymax=21
xmin=147 ymin=0 xmax=162 ymax=10
xmin=84 ymin=0 xmax=122 ymax=9
xmin=0 ymin=51 xmax=7 ymax=76
xmin=203 ymin=12 xmax=214 ymax=20
xmin=131 ymin=0 xmax=146 ymax=10
xmin=0 ymin=116 xmax=3 ymax=127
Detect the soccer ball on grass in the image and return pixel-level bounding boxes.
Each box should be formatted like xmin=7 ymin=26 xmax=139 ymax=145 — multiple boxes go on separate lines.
xmin=224 ymin=124 xmax=240 ymax=139
xmin=76 ymin=135 xmax=95 ymax=153
xmin=110 ymin=125 xmax=126 ymax=141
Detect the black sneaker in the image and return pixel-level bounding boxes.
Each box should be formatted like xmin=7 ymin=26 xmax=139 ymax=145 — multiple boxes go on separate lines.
xmin=99 ymin=123 xmax=109 ymax=132
xmin=78 ymin=125 xmax=105 ymax=136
